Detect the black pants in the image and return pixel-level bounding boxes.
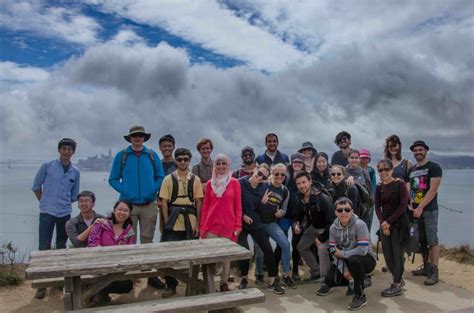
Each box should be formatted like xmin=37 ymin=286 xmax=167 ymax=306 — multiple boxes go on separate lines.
xmin=103 ymin=280 xmax=133 ymax=295
xmin=325 ymin=255 xmax=376 ymax=296
xmin=381 ymin=226 xmax=405 ymax=283
xmin=238 ymin=227 xmax=277 ymax=278
xmin=162 ymin=230 xmax=188 ymax=287
xmin=274 ymin=229 xmax=302 ymax=274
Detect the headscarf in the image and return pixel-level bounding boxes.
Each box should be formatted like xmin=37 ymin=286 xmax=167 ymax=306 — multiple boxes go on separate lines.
xmin=210 ymin=153 xmax=232 ymax=197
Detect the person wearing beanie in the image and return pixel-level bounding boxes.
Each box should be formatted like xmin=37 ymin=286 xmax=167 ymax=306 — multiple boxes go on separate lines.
xmin=232 ymin=146 xmax=257 ymax=179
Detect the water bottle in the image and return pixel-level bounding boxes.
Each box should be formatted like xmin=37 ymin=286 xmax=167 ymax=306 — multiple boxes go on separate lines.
xmin=349 ymin=278 xmax=354 ymax=292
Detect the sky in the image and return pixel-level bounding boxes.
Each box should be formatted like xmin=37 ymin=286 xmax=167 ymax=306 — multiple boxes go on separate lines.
xmin=0 ymin=0 xmax=473 ymax=161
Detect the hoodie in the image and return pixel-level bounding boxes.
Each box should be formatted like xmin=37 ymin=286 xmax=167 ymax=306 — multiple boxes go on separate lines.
xmin=88 ymin=220 xmax=136 ymax=247
xmin=329 ymin=214 xmax=376 ymax=274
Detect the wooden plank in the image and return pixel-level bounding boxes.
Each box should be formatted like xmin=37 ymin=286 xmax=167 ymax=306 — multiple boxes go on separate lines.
xmin=72 ymin=276 xmax=82 ymax=310
xmin=76 ymin=288 xmax=265 ymax=313
xmin=81 ymin=273 xmax=125 ymax=301
xmin=64 ymin=277 xmax=74 ymax=311
xmin=185 ymin=265 xmax=200 ymax=296
xmin=202 ymin=263 xmax=216 ymax=294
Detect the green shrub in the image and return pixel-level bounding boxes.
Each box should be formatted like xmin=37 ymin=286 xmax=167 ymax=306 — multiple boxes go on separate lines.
xmin=0 ymin=271 xmax=22 ymax=286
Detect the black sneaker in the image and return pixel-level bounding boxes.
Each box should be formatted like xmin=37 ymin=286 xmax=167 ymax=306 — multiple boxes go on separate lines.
xmin=148 ymin=277 xmax=166 ymax=289
xmin=238 ymin=278 xmax=248 ymax=289
xmin=292 ymin=272 xmax=301 ymax=282
xmin=161 ymin=286 xmax=177 ymax=298
xmin=255 ymin=274 xmax=264 ymax=285
xmin=381 ymin=284 xmax=402 ymax=297
xmin=316 ymin=284 xmax=333 ymax=296
xmin=282 ymin=275 xmax=297 ymax=289
xmin=268 ymin=281 xmax=285 ymax=294
xmin=400 ymin=279 xmax=406 ymax=289
xmin=363 ymin=276 xmax=372 ymax=288
xmin=35 ymin=288 xmax=46 ymax=299
xmin=303 ymin=274 xmax=321 ymax=283
xmin=348 ymin=294 xmax=367 ymax=310
xmin=424 ymin=264 xmax=439 ymax=286
xmin=413 ymin=263 xmax=431 ymax=277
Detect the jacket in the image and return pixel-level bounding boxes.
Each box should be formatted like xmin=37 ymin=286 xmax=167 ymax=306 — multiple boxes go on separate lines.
xmin=108 ymin=145 xmax=165 ymax=204
xmin=88 ymin=220 xmax=136 ymax=247
xmin=65 ymin=211 xmax=105 ymax=247
xmin=256 ymin=150 xmax=289 ymax=166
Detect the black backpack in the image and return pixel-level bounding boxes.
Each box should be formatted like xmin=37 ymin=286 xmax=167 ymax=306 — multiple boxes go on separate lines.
xmin=170 ymin=172 xmax=195 ymax=205
xmin=349 ymin=182 xmax=373 ymax=219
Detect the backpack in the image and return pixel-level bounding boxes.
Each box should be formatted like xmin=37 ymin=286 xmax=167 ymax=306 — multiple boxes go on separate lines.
xmin=119 ymin=148 xmax=157 ymax=178
xmin=348 ymin=182 xmax=373 ymax=219
xmin=313 ymin=181 xmax=334 ymax=205
xmin=170 ymin=172 xmax=195 ymax=205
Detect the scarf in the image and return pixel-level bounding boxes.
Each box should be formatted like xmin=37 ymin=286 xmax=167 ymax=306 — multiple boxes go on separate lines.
xmin=210 ymin=153 xmax=232 ymax=197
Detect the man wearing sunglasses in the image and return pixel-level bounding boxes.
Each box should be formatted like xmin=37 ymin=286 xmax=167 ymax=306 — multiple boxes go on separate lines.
xmin=317 ymin=197 xmax=376 ymax=311
xmin=331 ymin=131 xmax=352 ymax=166
xmin=159 ymin=148 xmax=204 ymax=297
xmin=232 ymin=146 xmax=257 ymax=179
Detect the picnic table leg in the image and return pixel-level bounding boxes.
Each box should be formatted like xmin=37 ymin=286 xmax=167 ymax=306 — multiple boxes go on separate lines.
xmin=64 ymin=276 xmax=82 ymax=310
xmin=202 ymin=263 xmax=216 ymax=294
xmin=185 ymin=264 xmax=201 ymax=296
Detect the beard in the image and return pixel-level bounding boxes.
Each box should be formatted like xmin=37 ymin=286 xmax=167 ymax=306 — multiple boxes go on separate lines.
xmin=243 ymin=159 xmax=254 ymax=165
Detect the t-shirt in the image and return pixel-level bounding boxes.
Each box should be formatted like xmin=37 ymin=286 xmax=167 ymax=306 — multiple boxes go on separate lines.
xmin=161 ymin=160 xmax=177 ymax=176
xmin=159 ymin=171 xmax=204 ymax=231
xmin=408 ymin=161 xmax=442 ymax=212
xmin=257 ymin=182 xmax=289 ymax=223
xmin=331 ymin=150 xmax=349 ymax=166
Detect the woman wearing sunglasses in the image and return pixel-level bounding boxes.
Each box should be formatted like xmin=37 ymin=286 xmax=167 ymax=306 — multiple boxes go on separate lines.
xmin=237 ymin=164 xmax=285 ymax=294
xmin=329 ymin=165 xmax=359 ymax=209
xmin=384 ymin=135 xmax=412 ymax=183
xmin=375 ymin=160 xmax=409 ymax=297
xmin=200 ymin=154 xmax=242 ymax=292
xmin=312 ymin=152 xmax=331 ymax=188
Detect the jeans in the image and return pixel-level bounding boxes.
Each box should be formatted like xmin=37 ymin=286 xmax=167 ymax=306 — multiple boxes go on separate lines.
xmin=263 ymin=222 xmax=291 ymax=274
xmin=38 ymin=213 xmax=70 ymax=251
xmin=274 ymin=227 xmax=302 ymax=275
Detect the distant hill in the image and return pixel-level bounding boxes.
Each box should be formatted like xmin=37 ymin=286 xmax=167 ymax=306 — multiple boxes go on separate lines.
xmin=428 ymin=153 xmax=474 ymax=169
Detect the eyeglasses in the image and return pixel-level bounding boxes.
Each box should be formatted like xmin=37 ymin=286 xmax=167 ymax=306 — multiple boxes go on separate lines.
xmin=257 ymin=171 xmax=268 ymax=180
xmin=378 ymin=168 xmax=391 ymax=173
xmin=130 ymin=133 xmax=145 ymax=138
xmin=243 ymin=154 xmax=253 ymax=158
xmin=336 ymin=207 xmax=352 ymax=213
xmin=273 ymin=172 xmax=286 ymax=177
xmin=176 ymin=157 xmax=189 ymax=163
xmin=331 ymin=172 xmax=342 ymax=177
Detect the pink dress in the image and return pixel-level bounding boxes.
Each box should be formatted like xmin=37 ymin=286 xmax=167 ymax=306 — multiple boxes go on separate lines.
xmin=200 ymin=178 xmax=242 ymax=242
xmin=88 ymin=220 xmax=136 ymax=247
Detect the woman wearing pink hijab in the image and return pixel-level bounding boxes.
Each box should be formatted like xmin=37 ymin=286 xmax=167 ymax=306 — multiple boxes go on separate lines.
xmin=200 ymin=153 xmax=242 ymax=291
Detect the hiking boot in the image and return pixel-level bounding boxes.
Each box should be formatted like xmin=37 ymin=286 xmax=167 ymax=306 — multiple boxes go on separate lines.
xmin=35 ymin=288 xmax=46 ymax=299
xmin=363 ymin=275 xmax=372 ymax=288
xmin=148 ymin=277 xmax=166 ymax=289
xmin=316 ymin=284 xmax=333 ymax=296
xmin=424 ymin=264 xmax=439 ymax=286
xmin=255 ymin=274 xmax=264 ymax=285
xmin=161 ymin=286 xmax=177 ymax=298
xmin=303 ymin=274 xmax=321 ymax=283
xmin=281 ymin=275 xmax=297 ymax=289
xmin=238 ymin=278 xmax=248 ymax=289
xmin=348 ymin=294 xmax=367 ymax=310
xmin=268 ymin=281 xmax=285 ymax=295
xmin=381 ymin=284 xmax=402 ymax=297
xmin=412 ymin=263 xmax=431 ymax=277
xmin=292 ymin=272 xmax=301 ymax=282
xmin=220 ymin=283 xmax=230 ymax=292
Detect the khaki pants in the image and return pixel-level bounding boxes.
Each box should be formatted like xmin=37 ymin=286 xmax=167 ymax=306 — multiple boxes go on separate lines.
xmin=206 ymin=233 xmax=230 ymax=284
xmin=131 ymin=202 xmax=158 ymax=244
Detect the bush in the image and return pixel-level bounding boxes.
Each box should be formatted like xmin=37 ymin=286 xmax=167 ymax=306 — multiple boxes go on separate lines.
xmin=0 ymin=271 xmax=22 ymax=286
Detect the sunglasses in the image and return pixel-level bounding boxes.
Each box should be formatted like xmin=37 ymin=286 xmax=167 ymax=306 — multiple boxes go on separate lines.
xmin=273 ymin=172 xmax=286 ymax=177
xmin=257 ymin=171 xmax=268 ymax=180
xmin=243 ymin=154 xmax=254 ymax=158
xmin=176 ymin=157 xmax=189 ymax=163
xmin=336 ymin=207 xmax=352 ymax=213
xmin=338 ymin=137 xmax=349 ymax=143
xmin=130 ymin=133 xmax=145 ymax=138
xmin=378 ymin=168 xmax=391 ymax=173
xmin=331 ymin=172 xmax=342 ymax=177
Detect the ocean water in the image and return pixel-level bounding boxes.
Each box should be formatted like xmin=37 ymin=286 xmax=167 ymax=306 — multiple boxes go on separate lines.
xmin=0 ymin=164 xmax=472 ymax=260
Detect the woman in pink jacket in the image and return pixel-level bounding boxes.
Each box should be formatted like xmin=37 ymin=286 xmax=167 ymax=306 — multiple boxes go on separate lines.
xmin=200 ymin=153 xmax=242 ymax=292
xmin=87 ymin=200 xmax=136 ymax=303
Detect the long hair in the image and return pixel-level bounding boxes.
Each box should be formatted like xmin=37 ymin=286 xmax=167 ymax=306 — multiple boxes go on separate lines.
xmin=314 ymin=152 xmax=330 ymax=175
xmin=111 ymin=200 xmax=133 ymax=229
xmin=384 ymin=135 xmax=402 ymax=161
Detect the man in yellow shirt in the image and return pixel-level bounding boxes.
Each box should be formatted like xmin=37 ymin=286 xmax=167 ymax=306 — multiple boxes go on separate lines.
xmin=159 ymin=148 xmax=204 ymax=297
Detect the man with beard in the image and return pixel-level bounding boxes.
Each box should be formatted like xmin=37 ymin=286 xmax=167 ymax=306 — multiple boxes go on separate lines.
xmin=256 ymin=133 xmax=289 ymax=166
xmin=408 ymin=140 xmax=442 ymax=286
xmin=331 ymin=131 xmax=352 ymax=167
xmin=233 ymin=146 xmax=257 ymax=178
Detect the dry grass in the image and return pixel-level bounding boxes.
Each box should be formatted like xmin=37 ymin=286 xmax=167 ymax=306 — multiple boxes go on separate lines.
xmin=440 ymin=245 xmax=474 ymax=265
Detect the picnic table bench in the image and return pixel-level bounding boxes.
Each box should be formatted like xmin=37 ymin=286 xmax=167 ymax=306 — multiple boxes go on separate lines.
xmin=26 ymin=238 xmax=264 ymax=311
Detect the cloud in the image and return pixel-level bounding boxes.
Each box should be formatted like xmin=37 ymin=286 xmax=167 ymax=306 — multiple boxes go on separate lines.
xmin=0 ymin=61 xmax=50 ymax=83
xmin=0 ymin=0 xmax=99 ymax=45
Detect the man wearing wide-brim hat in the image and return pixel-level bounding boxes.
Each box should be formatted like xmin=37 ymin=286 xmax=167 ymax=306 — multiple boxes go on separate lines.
xmin=109 ymin=125 xmax=166 ymax=288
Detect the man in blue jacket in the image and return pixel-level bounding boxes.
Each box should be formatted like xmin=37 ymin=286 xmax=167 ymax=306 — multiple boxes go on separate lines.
xmin=109 ymin=125 xmax=165 ymax=288
xmin=256 ymin=133 xmax=289 ymax=166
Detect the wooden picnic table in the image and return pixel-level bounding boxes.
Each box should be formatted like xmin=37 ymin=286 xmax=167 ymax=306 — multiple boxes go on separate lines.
xmin=26 ymin=238 xmax=252 ymax=311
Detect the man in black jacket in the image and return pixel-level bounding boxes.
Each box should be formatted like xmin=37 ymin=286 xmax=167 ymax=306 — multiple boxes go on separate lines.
xmin=294 ymin=172 xmax=335 ymax=282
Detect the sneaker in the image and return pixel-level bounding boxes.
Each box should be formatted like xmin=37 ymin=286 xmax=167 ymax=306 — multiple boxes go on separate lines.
xmin=292 ymin=272 xmax=301 ymax=282
xmin=227 ymin=274 xmax=235 ymax=283
xmin=316 ymin=284 xmax=333 ymax=296
xmin=281 ymin=276 xmax=297 ymax=289
xmin=400 ymin=279 xmax=406 ymax=289
xmin=363 ymin=276 xmax=372 ymax=288
xmin=255 ymin=274 xmax=264 ymax=285
xmin=303 ymin=274 xmax=321 ymax=283
xmin=424 ymin=264 xmax=439 ymax=286
xmin=35 ymin=288 xmax=46 ymax=299
xmin=161 ymin=286 xmax=177 ymax=298
xmin=412 ymin=263 xmax=431 ymax=277
xmin=238 ymin=278 xmax=248 ymax=290
xmin=148 ymin=277 xmax=166 ymax=289
xmin=348 ymin=294 xmax=367 ymax=310
xmin=268 ymin=282 xmax=285 ymax=295
xmin=220 ymin=283 xmax=230 ymax=292
xmin=381 ymin=284 xmax=402 ymax=297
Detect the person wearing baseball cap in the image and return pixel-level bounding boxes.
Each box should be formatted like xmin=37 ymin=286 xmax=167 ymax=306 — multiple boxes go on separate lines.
xmin=407 ymin=140 xmax=442 ymax=285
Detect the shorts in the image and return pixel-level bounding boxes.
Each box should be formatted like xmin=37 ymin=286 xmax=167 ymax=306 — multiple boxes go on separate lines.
xmin=421 ymin=209 xmax=438 ymax=246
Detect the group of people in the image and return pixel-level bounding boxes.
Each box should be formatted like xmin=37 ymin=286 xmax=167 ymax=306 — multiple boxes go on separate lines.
xmin=31 ymin=126 xmax=442 ymax=311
